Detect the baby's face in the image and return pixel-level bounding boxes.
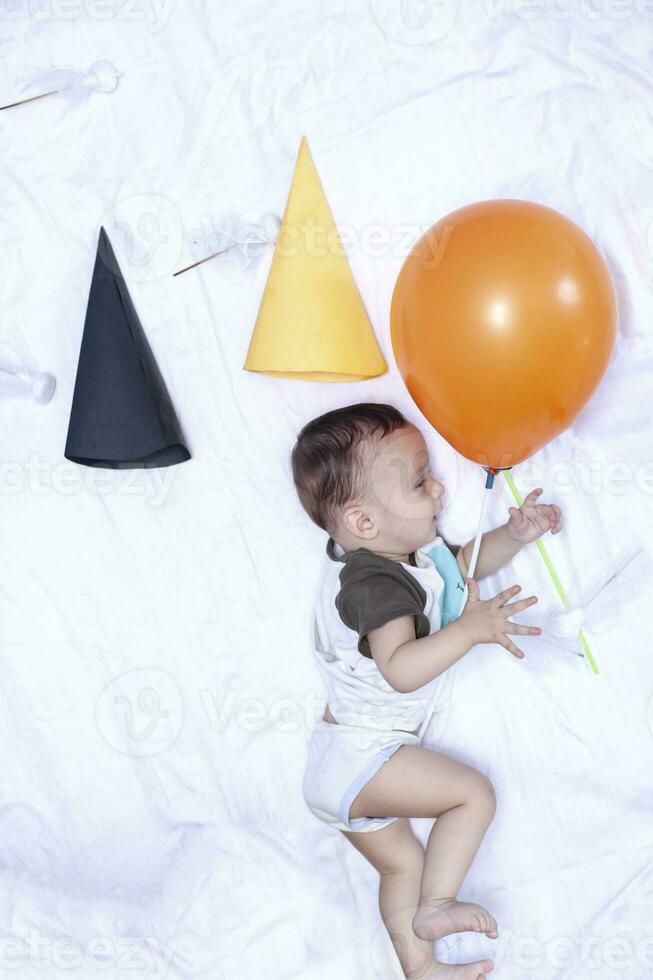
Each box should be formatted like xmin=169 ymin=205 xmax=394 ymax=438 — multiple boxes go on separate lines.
xmin=360 ymin=424 xmax=445 ymax=553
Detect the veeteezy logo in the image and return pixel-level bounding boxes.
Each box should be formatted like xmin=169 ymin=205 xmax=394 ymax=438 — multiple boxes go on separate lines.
xmin=369 ymin=0 xmax=653 ymax=44
xmin=0 ymin=1 xmax=176 ymax=33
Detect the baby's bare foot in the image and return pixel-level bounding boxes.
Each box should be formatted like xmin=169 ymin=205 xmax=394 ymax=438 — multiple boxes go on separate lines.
xmin=406 ymin=957 xmax=494 ymax=979
xmin=412 ymin=898 xmax=498 ymax=943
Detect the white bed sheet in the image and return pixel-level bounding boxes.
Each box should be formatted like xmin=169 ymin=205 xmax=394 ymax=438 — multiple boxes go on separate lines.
xmin=1 ymin=3 xmax=652 ymax=978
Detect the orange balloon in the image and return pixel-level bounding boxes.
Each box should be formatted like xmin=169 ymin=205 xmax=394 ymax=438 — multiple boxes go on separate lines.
xmin=390 ymin=200 xmax=617 ymax=468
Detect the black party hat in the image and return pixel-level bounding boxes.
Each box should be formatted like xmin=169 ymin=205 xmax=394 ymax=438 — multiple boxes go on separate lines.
xmin=65 ymin=227 xmax=190 ymax=468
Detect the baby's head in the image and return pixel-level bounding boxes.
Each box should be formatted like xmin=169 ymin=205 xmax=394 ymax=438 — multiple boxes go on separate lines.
xmin=291 ymin=402 xmax=444 ymax=559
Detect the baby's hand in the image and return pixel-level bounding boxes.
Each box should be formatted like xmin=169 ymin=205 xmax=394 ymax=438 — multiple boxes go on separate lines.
xmin=459 ymin=578 xmax=541 ymax=659
xmin=507 ymin=487 xmax=562 ymax=544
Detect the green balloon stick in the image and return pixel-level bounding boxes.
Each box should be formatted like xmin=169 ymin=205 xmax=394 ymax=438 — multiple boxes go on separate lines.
xmin=502 ymin=470 xmax=599 ymax=675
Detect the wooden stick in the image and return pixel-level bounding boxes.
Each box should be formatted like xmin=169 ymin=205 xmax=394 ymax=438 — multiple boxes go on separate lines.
xmin=0 ymin=89 xmax=59 ymax=111
xmin=173 ymin=246 xmax=231 ymax=277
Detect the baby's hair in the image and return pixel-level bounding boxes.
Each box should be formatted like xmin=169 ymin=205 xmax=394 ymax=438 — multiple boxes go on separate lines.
xmin=290 ymin=402 xmax=408 ymax=536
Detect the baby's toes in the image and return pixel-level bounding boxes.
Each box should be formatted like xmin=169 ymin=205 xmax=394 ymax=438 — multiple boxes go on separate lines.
xmin=485 ymin=916 xmax=498 ymax=938
xmin=473 ymin=912 xmax=485 ymax=933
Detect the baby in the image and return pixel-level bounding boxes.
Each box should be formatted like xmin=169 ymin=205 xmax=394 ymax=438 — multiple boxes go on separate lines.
xmin=291 ymin=402 xmax=562 ymax=980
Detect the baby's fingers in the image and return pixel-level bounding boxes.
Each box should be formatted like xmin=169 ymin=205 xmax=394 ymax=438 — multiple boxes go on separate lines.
xmin=503 ymin=595 xmax=539 ymax=614
xmin=498 ymin=636 xmax=525 ymax=659
xmin=503 ymin=620 xmax=542 ymax=637
xmin=493 ymin=584 xmax=522 ymax=606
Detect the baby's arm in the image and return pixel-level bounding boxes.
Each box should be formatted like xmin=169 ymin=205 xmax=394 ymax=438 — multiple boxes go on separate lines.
xmin=456 ymin=523 xmax=523 ymax=581
xmin=457 ymin=487 xmax=562 ymax=580
xmin=368 ymin=614 xmax=473 ymax=693
xmin=368 ymin=580 xmax=540 ymax=692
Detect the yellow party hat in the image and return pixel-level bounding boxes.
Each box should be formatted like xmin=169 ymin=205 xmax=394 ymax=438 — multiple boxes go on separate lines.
xmin=243 ymin=136 xmax=387 ymax=381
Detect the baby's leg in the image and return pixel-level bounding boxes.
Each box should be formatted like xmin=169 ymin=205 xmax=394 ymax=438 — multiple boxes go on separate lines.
xmin=348 ymin=745 xmax=498 ymax=970
xmin=342 ymin=818 xmax=435 ymax=978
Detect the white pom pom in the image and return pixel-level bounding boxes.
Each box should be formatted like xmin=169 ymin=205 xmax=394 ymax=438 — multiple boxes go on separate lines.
xmin=19 ymin=60 xmax=122 ymax=106
xmin=259 ymin=211 xmax=282 ymax=242
xmin=31 ymin=372 xmax=56 ymax=404
xmin=0 ymin=365 xmax=56 ymax=403
xmin=545 ymin=607 xmax=583 ymax=638
xmin=183 ymin=213 xmax=281 ymax=278
xmin=86 ymin=60 xmax=121 ymax=94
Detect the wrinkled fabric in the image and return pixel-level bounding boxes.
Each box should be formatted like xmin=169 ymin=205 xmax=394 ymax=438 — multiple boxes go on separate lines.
xmin=0 ymin=3 xmax=652 ymax=979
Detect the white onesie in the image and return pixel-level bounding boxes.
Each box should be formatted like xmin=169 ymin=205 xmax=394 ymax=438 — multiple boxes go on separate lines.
xmin=303 ymin=533 xmax=467 ymax=833
xmin=313 ymin=533 xmax=463 ymax=732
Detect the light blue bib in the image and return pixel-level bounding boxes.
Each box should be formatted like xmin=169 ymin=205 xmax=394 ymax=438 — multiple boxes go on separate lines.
xmin=425 ymin=542 xmax=467 ymax=626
